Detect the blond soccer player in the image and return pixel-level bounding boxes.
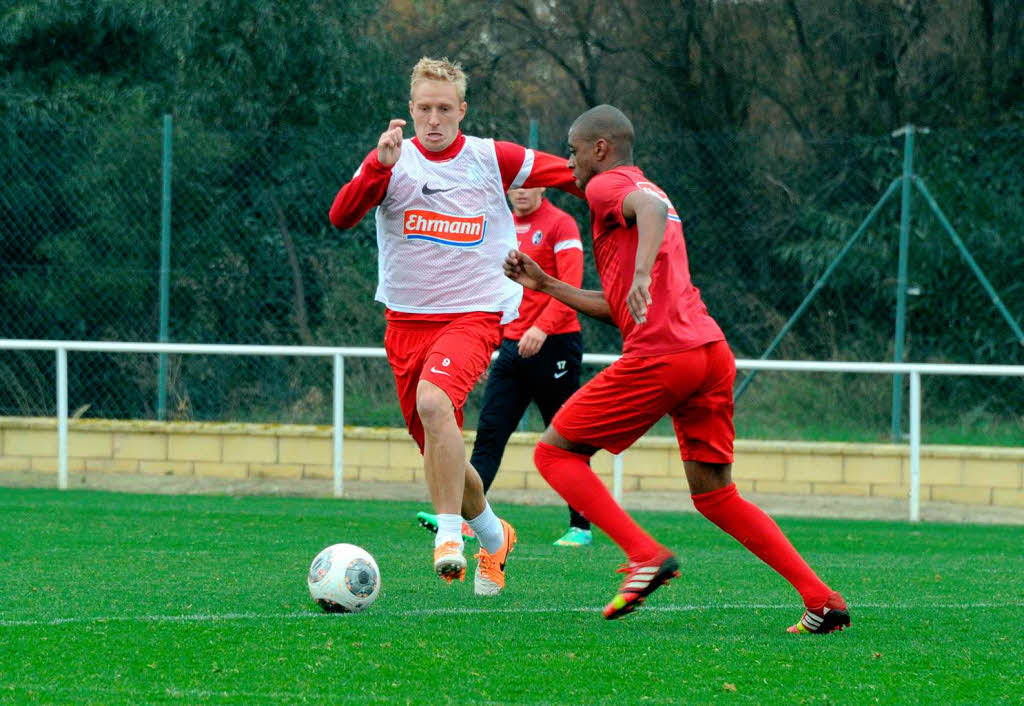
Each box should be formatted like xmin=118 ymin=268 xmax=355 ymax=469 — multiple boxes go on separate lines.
xmin=328 ymin=57 xmax=582 ymax=595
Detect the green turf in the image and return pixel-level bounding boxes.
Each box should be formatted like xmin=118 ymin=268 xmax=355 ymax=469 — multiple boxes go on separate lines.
xmin=1 ymin=488 xmax=1021 ymax=704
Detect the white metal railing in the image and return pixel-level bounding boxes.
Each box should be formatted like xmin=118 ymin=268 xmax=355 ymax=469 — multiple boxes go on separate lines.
xmin=2 ymin=339 xmax=1022 ymax=522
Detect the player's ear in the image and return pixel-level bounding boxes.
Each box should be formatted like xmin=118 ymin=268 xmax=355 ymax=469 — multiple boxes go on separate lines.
xmin=594 ymin=138 xmax=610 ymax=161
xmin=408 ymin=100 xmax=415 ymax=118
xmin=457 ymin=101 xmax=467 ymax=122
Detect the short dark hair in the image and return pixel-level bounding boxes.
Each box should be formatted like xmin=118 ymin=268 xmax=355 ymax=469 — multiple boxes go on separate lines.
xmin=569 ymin=104 xmax=634 ymax=155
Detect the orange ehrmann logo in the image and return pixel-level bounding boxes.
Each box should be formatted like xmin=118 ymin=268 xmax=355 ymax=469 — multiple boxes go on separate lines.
xmin=403 ymin=210 xmax=487 ymax=246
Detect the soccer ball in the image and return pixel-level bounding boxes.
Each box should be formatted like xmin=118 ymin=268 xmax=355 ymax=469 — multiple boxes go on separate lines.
xmin=307 ymin=543 xmax=381 ymax=614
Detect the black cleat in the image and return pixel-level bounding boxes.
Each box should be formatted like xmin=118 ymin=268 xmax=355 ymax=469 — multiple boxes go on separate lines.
xmin=787 ymin=591 xmax=851 ymax=634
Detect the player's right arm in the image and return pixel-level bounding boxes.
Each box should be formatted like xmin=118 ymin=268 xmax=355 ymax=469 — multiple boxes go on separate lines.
xmin=328 ymin=119 xmax=406 ymax=229
xmin=621 ymin=189 xmax=668 ymax=325
xmin=504 ymin=249 xmax=613 ymax=324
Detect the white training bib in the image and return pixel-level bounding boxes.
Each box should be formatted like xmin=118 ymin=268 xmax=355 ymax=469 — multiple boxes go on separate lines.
xmin=374 ymin=136 xmax=523 ymax=324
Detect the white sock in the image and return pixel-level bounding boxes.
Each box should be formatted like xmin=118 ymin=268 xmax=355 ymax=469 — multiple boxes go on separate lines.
xmin=466 ymin=502 xmax=504 ymax=554
xmin=434 ymin=514 xmax=465 ymax=549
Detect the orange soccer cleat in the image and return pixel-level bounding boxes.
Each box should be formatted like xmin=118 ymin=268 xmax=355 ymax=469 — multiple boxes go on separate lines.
xmin=473 ymin=519 xmax=517 ymax=596
xmin=433 ymin=540 xmax=467 ymax=584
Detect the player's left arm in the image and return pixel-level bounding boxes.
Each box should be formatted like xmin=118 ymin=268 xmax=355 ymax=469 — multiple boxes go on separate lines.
xmin=621 ymin=189 xmax=668 ymax=325
xmin=494 ymin=142 xmax=584 ymax=198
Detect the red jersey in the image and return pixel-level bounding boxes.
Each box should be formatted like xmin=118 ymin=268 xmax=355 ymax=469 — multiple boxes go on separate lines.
xmin=584 ymin=165 xmax=724 ymax=357
xmin=504 ymin=199 xmax=583 ymax=340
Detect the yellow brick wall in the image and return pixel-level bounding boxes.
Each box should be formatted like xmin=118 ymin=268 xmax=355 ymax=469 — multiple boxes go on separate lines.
xmin=1 ymin=417 xmax=1022 ymax=508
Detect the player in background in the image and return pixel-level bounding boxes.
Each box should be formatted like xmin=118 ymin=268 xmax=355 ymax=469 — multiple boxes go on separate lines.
xmin=504 ymin=104 xmax=850 ymax=633
xmin=328 ymin=57 xmax=581 ymax=597
xmin=417 ymin=186 xmax=594 ymax=547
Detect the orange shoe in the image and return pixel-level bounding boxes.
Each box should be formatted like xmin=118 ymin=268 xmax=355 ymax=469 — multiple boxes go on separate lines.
xmin=433 ymin=540 xmax=466 ymax=584
xmin=473 ymin=519 xmax=516 ymax=596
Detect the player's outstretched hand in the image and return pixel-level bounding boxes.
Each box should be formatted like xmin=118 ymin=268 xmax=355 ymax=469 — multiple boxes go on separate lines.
xmin=377 ymin=119 xmax=406 ymax=166
xmin=504 ymin=249 xmax=548 ymax=291
xmin=626 ymin=271 xmax=653 ymax=324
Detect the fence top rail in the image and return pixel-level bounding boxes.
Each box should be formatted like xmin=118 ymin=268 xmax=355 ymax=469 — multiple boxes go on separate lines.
xmin=0 ymin=339 xmax=389 ymax=358
xmin=1 ymin=339 xmax=1022 ymax=377
xmin=734 ymin=359 xmax=1024 ymax=377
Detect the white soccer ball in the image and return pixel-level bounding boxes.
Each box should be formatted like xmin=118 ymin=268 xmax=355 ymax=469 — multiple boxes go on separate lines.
xmin=307 ymin=543 xmax=381 ymax=614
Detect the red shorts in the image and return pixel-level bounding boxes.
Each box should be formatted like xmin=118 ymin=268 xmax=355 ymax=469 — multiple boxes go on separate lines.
xmin=384 ymin=311 xmax=501 ymax=452
xmin=552 ymin=340 xmax=735 ymax=463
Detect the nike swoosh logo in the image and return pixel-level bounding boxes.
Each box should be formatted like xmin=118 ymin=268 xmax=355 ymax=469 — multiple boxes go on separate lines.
xmin=422 ymin=185 xmax=456 ymax=195
xmin=553 ymin=371 xmax=568 ymax=379
xmin=429 ymin=366 xmax=451 ymax=376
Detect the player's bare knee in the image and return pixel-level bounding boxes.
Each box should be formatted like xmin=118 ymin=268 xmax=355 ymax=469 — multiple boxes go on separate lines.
xmin=415 ymin=387 xmax=454 ymax=431
xmin=538 ymin=426 xmax=577 ymax=451
xmin=684 ymin=460 xmax=733 ymax=494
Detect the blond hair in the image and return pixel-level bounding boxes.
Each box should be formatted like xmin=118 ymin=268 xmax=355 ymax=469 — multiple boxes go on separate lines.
xmin=410 ymin=57 xmax=467 ymax=102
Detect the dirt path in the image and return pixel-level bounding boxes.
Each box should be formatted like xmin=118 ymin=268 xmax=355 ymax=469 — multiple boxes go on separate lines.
xmin=3 ymin=470 xmax=1022 ymax=525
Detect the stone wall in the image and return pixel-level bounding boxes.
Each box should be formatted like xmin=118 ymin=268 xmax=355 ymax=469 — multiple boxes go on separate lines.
xmin=1 ymin=417 xmax=1022 ymax=507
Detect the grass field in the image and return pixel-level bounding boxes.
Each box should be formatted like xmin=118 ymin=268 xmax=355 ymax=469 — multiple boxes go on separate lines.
xmin=1 ymin=488 xmax=1022 ymax=704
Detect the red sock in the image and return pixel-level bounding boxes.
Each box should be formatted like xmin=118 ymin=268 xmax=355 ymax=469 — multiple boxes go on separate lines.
xmin=692 ymin=483 xmax=832 ymax=608
xmin=534 ymin=442 xmax=662 ymax=562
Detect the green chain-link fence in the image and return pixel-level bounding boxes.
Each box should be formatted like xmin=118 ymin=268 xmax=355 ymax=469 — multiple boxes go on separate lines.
xmin=2 ymin=118 xmax=1021 ymax=443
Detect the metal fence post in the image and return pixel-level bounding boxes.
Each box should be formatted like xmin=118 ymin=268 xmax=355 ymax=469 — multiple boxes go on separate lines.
xmin=909 ymin=371 xmax=921 ymax=522
xmin=57 ymin=347 xmax=68 ymax=490
xmin=613 ymin=453 xmax=623 ymax=502
xmin=891 ymin=125 xmax=916 ymax=441
xmin=333 ymin=353 xmax=344 ymax=498
xmin=157 ymin=114 xmax=173 ymax=420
